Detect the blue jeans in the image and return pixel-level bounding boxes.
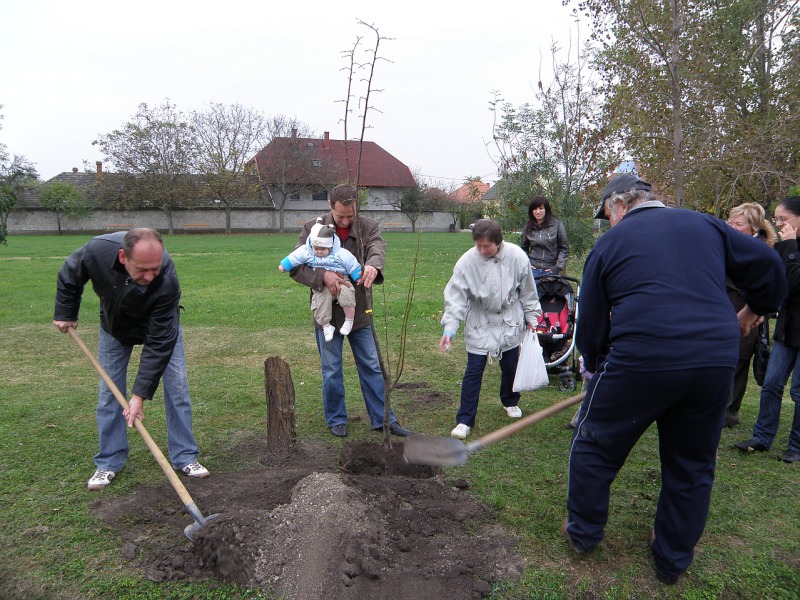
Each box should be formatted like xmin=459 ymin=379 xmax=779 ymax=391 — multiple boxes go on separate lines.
xmin=752 ymin=339 xmax=800 ymax=452
xmin=456 ymin=346 xmax=520 ymax=427
xmin=315 ymin=325 xmax=396 ymax=430
xmin=95 ymin=327 xmax=200 ymax=471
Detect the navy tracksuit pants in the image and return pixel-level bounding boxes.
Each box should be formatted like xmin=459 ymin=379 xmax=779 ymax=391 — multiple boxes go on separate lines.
xmin=566 ymin=362 xmax=732 ymax=580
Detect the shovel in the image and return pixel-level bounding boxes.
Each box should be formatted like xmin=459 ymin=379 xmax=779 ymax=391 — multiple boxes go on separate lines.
xmin=403 ymin=392 xmax=586 ymax=467
xmin=68 ymin=327 xmax=218 ymax=540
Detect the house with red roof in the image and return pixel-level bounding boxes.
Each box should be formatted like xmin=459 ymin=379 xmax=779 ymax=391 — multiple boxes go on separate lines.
xmin=249 ymin=131 xmax=416 ymax=211
xmin=449 ymin=179 xmax=490 ymax=204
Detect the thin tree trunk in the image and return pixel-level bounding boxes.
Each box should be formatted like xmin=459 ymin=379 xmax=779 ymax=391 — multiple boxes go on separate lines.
xmin=670 ymin=0 xmax=685 ymax=207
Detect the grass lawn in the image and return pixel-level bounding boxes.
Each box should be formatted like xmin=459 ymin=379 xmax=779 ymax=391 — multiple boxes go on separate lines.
xmin=1 ymin=232 xmax=798 ymax=599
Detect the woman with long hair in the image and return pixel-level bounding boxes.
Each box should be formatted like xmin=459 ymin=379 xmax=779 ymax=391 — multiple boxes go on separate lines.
xmin=520 ymin=196 xmax=569 ymax=276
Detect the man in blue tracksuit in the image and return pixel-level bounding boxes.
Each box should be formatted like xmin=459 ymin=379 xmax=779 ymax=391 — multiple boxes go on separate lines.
xmin=564 ymin=175 xmax=787 ymax=583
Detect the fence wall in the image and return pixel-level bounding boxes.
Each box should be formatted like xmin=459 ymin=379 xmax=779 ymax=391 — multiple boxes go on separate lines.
xmin=7 ymin=208 xmax=458 ymax=234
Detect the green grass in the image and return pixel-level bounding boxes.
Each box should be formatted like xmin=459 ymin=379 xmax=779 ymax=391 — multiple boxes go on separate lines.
xmin=1 ymin=233 xmax=798 ymax=599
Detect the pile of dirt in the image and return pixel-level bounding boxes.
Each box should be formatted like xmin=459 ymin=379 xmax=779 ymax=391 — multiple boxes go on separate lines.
xmin=92 ymin=439 xmax=524 ymax=599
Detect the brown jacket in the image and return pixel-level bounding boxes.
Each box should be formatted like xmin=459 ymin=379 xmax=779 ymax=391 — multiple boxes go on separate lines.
xmin=289 ymin=213 xmax=386 ymax=331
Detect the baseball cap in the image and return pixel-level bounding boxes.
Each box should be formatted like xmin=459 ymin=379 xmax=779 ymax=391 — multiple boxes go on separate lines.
xmin=594 ymin=174 xmax=652 ymax=219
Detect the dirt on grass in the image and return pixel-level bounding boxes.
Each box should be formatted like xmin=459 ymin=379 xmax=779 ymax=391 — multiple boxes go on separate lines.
xmin=91 ymin=437 xmax=525 ymax=599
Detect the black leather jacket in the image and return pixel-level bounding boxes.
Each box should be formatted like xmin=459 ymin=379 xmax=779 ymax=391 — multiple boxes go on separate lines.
xmin=773 ymin=238 xmax=800 ymax=347
xmin=54 ymin=232 xmax=181 ymax=399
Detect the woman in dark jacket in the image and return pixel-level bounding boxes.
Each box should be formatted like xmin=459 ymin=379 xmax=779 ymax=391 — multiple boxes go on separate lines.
xmin=736 ymin=196 xmax=800 ymax=462
xmin=520 ymin=196 xmax=569 ymax=276
xmin=724 ymin=202 xmax=777 ymax=427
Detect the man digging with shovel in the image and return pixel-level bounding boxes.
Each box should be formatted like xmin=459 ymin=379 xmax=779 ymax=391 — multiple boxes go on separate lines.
xmin=566 ymin=175 xmax=786 ymax=584
xmin=54 ymin=228 xmax=209 ymax=490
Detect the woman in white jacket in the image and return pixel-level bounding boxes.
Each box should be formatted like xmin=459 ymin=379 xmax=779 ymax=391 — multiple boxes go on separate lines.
xmin=439 ymin=220 xmax=541 ymax=439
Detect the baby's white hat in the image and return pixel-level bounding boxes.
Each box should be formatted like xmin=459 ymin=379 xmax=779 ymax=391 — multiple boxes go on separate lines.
xmin=310 ymin=218 xmax=335 ymax=249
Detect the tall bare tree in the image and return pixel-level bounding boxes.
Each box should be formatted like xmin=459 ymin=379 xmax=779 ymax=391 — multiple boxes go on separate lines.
xmin=192 ymin=102 xmax=266 ymax=233
xmin=93 ymin=100 xmax=199 ymax=234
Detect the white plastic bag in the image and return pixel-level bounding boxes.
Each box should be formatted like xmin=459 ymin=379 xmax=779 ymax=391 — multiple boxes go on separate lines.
xmin=513 ymin=330 xmax=549 ymax=392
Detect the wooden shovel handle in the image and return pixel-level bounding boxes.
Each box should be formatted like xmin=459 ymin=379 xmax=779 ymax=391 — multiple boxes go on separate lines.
xmin=67 ymin=327 xmax=197 ymax=508
xmin=470 ymin=392 xmax=586 ymax=450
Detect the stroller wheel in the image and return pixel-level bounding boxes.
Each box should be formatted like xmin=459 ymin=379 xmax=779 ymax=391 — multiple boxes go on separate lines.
xmin=558 ymin=374 xmax=577 ymax=393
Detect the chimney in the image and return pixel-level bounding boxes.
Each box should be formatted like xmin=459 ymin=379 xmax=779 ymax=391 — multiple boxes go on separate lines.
xmin=72 ymin=167 xmax=78 ymax=173
xmin=96 ymin=161 xmax=103 ymax=174
xmin=323 ymin=131 xmax=330 ymax=149
xmin=291 ymin=128 xmax=297 ymax=139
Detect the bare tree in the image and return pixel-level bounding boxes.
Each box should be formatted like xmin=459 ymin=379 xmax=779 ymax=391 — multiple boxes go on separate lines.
xmin=383 ymin=170 xmax=441 ymax=232
xmin=192 ymin=102 xmax=266 ymax=233
xmin=341 ymin=21 xmax=423 ymax=447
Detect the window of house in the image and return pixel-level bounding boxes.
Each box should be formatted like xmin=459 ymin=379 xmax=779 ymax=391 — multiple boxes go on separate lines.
xmin=312 ymin=190 xmax=328 ymax=201
xmin=289 ymin=192 xmax=301 ymax=201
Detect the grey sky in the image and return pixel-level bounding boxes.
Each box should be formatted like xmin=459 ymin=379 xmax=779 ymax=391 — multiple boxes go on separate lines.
xmin=1 ymin=0 xmax=580 ymax=186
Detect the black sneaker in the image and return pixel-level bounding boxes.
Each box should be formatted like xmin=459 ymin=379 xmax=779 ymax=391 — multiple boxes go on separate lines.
xmin=734 ymin=439 xmax=769 ymax=453
xmin=778 ymin=449 xmax=800 ymax=463
xmin=330 ymin=424 xmax=348 ymax=437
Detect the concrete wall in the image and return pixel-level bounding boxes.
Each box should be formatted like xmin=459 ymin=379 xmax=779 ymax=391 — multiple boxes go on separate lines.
xmin=7 ymin=207 xmax=457 ymax=234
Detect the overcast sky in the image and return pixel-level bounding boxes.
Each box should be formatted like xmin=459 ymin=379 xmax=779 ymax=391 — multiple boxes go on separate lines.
xmin=1 ymin=1 xmax=580 ymax=187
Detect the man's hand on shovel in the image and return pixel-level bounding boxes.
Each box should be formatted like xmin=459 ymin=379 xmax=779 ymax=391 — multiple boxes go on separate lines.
xmin=124 ymin=395 xmax=145 ymax=427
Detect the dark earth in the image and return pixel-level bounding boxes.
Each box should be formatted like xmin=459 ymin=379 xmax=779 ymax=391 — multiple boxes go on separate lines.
xmin=91 ymin=436 xmax=525 ymax=599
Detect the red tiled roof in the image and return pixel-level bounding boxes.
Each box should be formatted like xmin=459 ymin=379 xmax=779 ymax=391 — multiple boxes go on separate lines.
xmin=252 ymin=135 xmax=416 ymax=188
xmin=449 ymin=181 xmax=490 ymax=203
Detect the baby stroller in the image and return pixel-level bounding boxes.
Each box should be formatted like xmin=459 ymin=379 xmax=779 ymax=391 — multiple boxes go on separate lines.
xmin=533 ymin=274 xmax=581 ymax=392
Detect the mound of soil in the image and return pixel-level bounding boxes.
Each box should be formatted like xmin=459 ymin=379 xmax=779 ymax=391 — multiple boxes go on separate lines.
xmin=92 ymin=439 xmax=524 ymax=599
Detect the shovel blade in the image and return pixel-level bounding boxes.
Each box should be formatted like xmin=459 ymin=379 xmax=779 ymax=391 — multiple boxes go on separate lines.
xmin=184 ymin=513 xmax=221 ymax=541
xmin=403 ymin=434 xmax=472 ymax=467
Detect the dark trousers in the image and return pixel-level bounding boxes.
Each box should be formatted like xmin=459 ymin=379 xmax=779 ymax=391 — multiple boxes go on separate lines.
xmin=456 ymin=347 xmax=520 ymax=427
xmin=726 ymin=327 xmax=757 ymax=426
xmin=566 ymin=363 xmax=731 ymax=580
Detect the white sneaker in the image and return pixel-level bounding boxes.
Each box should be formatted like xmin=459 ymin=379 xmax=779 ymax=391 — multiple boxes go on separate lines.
xmin=340 ymin=319 xmax=354 ymax=336
xmin=451 ymin=423 xmax=471 ymax=439
xmin=505 ymin=405 xmax=522 ymax=418
xmin=87 ymin=469 xmax=116 ymax=490
xmin=323 ymin=324 xmax=335 ymax=342
xmin=180 ymin=461 xmax=210 ymax=478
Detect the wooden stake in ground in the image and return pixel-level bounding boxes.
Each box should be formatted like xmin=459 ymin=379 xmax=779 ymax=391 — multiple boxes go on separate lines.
xmin=264 ymin=356 xmax=296 ymax=451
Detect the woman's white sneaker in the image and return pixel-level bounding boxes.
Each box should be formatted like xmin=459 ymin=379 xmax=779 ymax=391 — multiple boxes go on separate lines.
xmin=451 ymin=423 xmax=471 ymax=439
xmin=505 ymin=405 xmax=523 ymax=418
